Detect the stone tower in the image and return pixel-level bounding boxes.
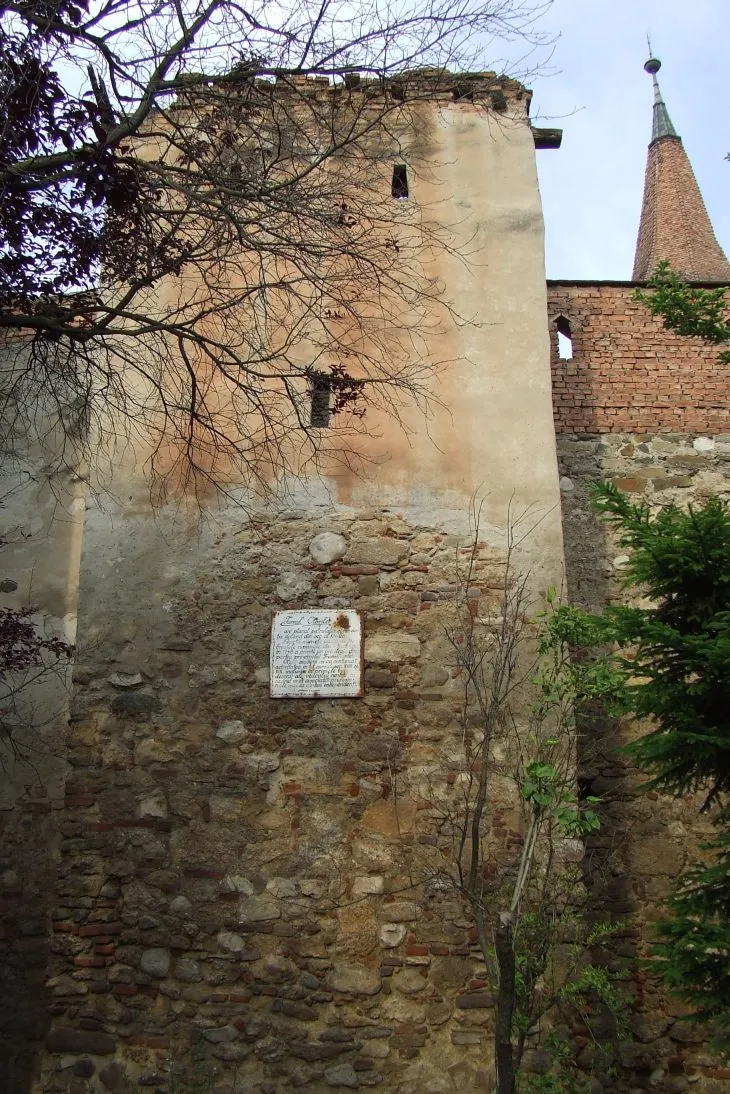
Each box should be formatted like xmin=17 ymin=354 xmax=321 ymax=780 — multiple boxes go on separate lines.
xmin=633 ymin=56 xmax=730 ymax=282
xmin=21 ymin=74 xmax=568 ymax=1094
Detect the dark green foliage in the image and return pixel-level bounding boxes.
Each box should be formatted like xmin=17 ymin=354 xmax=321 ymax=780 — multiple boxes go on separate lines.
xmin=553 ymin=481 xmax=730 ymax=1054
xmin=652 ymin=832 xmax=730 ymax=1054
xmin=591 ymin=481 xmax=730 ymax=802
xmin=634 ymin=261 xmax=730 ymax=364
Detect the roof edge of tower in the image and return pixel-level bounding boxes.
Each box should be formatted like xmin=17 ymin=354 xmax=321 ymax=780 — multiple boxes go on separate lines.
xmin=648 ymin=132 xmax=682 ymax=148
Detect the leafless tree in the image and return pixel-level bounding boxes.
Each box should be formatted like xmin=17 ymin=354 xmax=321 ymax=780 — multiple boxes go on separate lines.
xmin=420 ymin=502 xmax=621 ymax=1094
xmin=0 ymin=0 xmax=552 ymax=494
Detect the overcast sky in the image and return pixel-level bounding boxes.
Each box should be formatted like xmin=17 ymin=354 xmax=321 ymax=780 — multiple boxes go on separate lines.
xmin=527 ymin=0 xmax=729 ymax=280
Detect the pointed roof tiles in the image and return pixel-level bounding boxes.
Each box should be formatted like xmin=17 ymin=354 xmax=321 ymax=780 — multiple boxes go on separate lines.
xmin=632 ymin=57 xmax=730 ymax=283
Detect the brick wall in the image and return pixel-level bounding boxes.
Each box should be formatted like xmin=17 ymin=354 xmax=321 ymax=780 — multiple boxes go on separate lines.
xmin=548 ymin=282 xmax=730 ymax=435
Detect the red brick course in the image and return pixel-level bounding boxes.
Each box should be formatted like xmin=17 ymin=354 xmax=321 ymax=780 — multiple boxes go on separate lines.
xmin=548 ymin=282 xmax=730 ymax=434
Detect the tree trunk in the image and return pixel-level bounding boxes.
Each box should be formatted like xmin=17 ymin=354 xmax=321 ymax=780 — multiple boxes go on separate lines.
xmin=495 ymin=911 xmax=516 ymax=1094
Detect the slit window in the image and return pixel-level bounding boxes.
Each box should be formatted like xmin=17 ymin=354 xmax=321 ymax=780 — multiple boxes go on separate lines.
xmin=391 ymin=164 xmax=409 ymax=200
xmin=309 ymin=372 xmax=331 ymax=427
xmin=556 ymin=315 xmax=573 ymax=360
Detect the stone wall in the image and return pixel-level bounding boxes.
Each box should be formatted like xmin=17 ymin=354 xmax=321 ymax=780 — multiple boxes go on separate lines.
xmin=38 ymin=499 xmax=521 ymax=1094
xmin=548 ymin=283 xmax=730 ymax=435
xmin=6 ymin=75 xmax=568 ymax=1093
xmin=557 ymin=430 xmax=730 ymax=1093
xmin=548 ymin=272 xmax=730 ymax=1089
xmin=0 ymin=383 xmax=85 ymax=1092
xmin=557 ymin=430 xmax=730 ymax=610
xmin=0 ymin=780 xmax=65 ymax=1094
xmin=39 ymin=443 xmax=730 ymax=1094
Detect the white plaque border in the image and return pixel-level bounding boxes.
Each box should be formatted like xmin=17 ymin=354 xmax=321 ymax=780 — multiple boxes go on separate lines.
xmin=269 ymin=608 xmax=364 ymax=699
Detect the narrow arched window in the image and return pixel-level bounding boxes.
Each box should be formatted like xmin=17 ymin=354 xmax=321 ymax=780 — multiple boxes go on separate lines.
xmin=555 ymin=315 xmax=573 ymax=360
xmin=392 ymin=164 xmax=408 ymax=200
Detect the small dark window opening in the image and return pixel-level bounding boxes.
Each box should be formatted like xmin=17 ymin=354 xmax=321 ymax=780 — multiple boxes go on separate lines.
xmin=577 ymin=777 xmax=593 ymax=803
xmin=556 ymin=315 xmax=573 ymax=360
xmin=452 ymin=85 xmax=474 ymax=103
xmin=309 ymin=372 xmax=331 ymax=427
xmin=391 ymin=164 xmax=409 ymax=200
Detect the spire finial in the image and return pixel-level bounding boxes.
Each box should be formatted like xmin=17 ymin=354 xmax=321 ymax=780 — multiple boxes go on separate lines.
xmin=643 ymin=53 xmax=677 ymax=143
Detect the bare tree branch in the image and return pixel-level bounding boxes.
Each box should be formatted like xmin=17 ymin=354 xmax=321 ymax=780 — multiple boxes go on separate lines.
xmin=1 ymin=0 xmax=553 ymax=494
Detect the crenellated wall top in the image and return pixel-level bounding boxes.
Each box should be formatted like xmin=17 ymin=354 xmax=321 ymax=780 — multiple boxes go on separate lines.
xmin=172 ymin=67 xmax=532 ymax=117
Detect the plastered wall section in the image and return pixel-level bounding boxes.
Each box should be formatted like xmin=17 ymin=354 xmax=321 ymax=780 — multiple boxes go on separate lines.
xmin=36 ymin=99 xmax=566 ymax=1094
xmin=372 ymin=98 xmax=564 ymax=583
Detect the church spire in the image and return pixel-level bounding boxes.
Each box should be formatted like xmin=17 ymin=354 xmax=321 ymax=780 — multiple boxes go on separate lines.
xmin=645 ymin=56 xmax=677 ymax=143
xmin=632 ymin=56 xmax=730 ymax=283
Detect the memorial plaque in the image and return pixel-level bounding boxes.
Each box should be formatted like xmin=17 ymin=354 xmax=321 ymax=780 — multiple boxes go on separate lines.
xmin=270 ymin=609 xmax=363 ymax=698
